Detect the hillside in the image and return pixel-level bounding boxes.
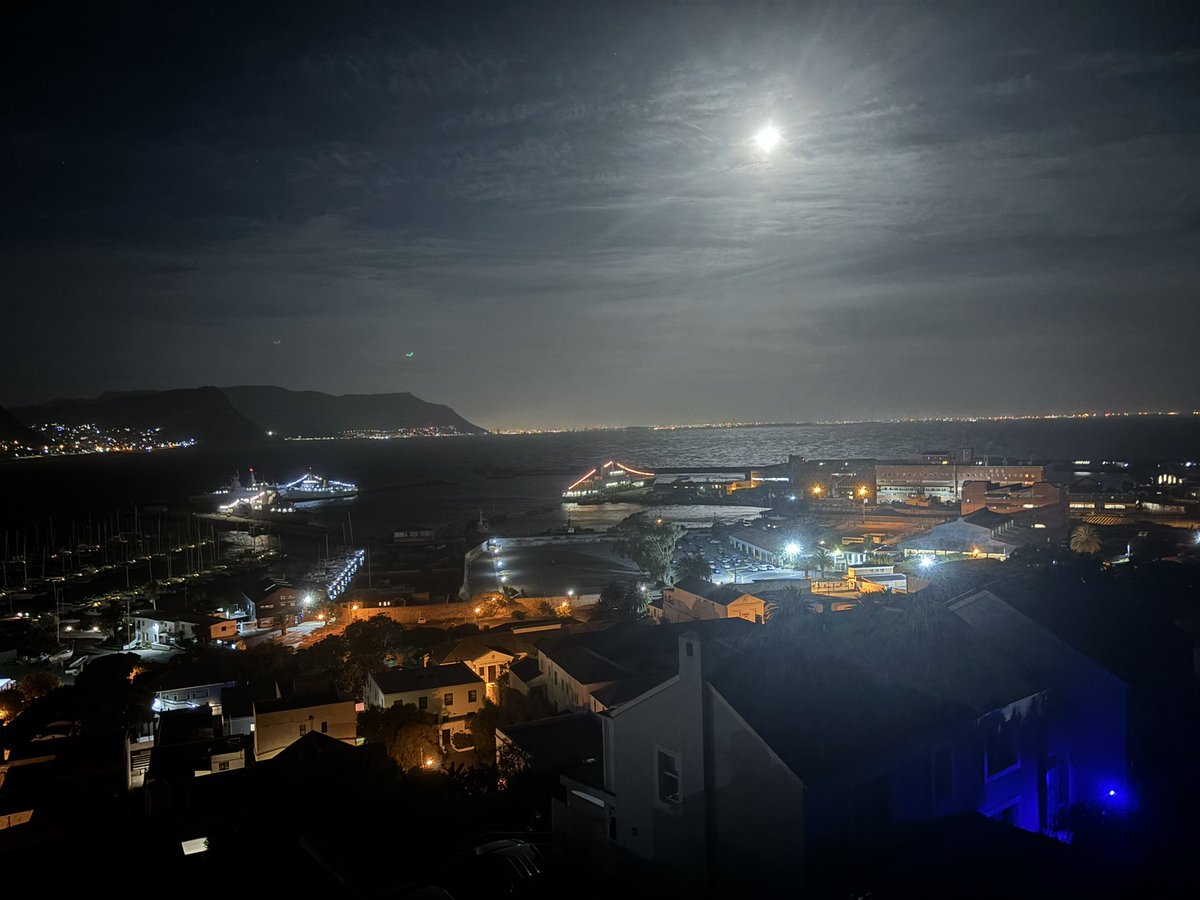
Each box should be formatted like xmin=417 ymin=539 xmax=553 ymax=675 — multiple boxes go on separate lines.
xmin=220 ymin=385 xmax=486 ymax=436
xmin=15 ymin=387 xmax=266 ymax=447
xmin=0 ymin=404 xmax=35 ymax=444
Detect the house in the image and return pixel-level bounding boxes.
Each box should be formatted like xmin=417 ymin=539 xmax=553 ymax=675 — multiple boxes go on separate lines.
xmin=151 ymin=664 xmax=240 ymax=714
xmin=556 ymin=595 xmax=1129 ymax=895
xmin=251 ymin=582 xmax=307 ymax=629
xmin=496 ymin=711 xmax=602 ymax=780
xmin=425 ymin=636 xmax=515 ymax=703
xmin=536 ymin=619 xmax=754 ymax=714
xmin=131 ymin=610 xmax=240 ymax=648
xmin=147 ymin=707 xmax=247 ymax=780
xmin=252 ymin=684 xmax=357 ymax=761
xmin=219 ymin=680 xmax=282 ymax=737
xmin=845 ymin=564 xmax=908 ymax=594
xmin=364 ymin=662 xmax=485 ymax=748
xmin=662 ymin=577 xmax=768 ymax=624
xmin=507 ymin=656 xmax=546 ymax=700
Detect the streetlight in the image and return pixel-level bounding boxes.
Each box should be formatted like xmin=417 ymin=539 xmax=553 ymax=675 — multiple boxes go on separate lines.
xmin=811 ymin=484 xmax=823 ymax=498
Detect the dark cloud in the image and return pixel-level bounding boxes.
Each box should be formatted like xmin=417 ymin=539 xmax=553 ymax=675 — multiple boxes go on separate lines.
xmin=2 ymin=1 xmax=1199 ymax=427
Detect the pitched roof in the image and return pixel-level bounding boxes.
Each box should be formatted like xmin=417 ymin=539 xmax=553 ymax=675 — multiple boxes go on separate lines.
xmin=710 ymin=598 xmax=1038 ymax=781
xmin=508 ymin=657 xmax=543 ymax=684
xmin=671 ymin=577 xmax=760 ymax=606
xmin=426 ymin=636 xmax=515 ymax=666
xmin=255 ymin=683 xmax=349 ymax=715
xmin=497 ymin=712 xmax=602 ymax=769
xmin=962 ymin=509 xmax=1014 ymax=530
xmin=368 ymin=661 xmax=483 ymax=694
xmin=538 ymin=618 xmax=754 ymax=692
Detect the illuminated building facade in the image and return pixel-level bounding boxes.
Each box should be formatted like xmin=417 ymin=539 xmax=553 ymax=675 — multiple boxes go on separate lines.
xmin=562 ymin=460 xmax=655 ymax=500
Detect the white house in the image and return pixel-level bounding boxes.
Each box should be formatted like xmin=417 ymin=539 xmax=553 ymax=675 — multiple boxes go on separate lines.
xmin=132 ymin=610 xmax=239 ymax=648
xmin=365 ymin=662 xmax=485 ymax=748
xmin=252 ymin=686 xmax=357 ymax=761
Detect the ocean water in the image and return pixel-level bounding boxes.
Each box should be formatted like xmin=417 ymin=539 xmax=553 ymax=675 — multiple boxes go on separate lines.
xmin=1 ymin=418 xmax=1198 ymax=541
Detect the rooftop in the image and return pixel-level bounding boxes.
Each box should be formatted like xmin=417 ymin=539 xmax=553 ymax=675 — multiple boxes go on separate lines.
xmin=497 ymin=711 xmax=602 ymax=770
xmin=709 ymin=597 xmax=1037 ymax=781
xmin=369 ymin=661 xmax=483 ymax=694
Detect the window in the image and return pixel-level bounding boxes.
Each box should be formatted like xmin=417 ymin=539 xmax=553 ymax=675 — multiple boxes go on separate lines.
xmin=321 ymin=721 xmax=328 ymax=734
xmin=218 ymin=761 xmax=229 ymax=772
xmin=443 ymin=692 xmax=454 ymax=706
xmin=299 ymin=724 xmax=307 ymax=736
xmin=468 ymin=689 xmax=478 ymax=703
xmin=656 ymin=749 xmax=680 ymax=807
xmin=932 ymin=745 xmax=953 ymax=802
xmin=419 ymin=696 xmax=428 ymax=710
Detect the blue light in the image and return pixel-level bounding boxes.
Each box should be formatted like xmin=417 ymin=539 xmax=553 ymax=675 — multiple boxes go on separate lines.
xmin=1107 ymin=789 xmax=1116 ymax=797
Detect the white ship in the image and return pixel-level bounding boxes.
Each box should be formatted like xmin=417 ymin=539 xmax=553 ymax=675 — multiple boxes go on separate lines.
xmin=276 ymin=469 xmax=358 ymax=503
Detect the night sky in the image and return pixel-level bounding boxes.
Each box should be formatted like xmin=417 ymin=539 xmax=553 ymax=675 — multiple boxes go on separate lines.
xmin=3 ymin=2 xmax=1198 ymax=429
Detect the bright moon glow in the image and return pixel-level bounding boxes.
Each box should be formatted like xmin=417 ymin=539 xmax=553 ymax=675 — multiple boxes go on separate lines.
xmin=753 ymin=123 xmax=781 ymax=152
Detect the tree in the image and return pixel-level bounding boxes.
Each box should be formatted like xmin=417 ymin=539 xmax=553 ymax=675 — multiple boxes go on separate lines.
xmin=594 ymin=581 xmax=647 ymax=623
xmin=20 ymin=670 xmax=61 ymax=701
xmin=467 ymin=698 xmax=503 ymax=759
xmin=1070 ymin=524 xmax=1102 ymax=555
xmin=359 ymin=703 xmax=440 ymax=770
xmin=810 ymin=547 xmax=834 ymax=578
xmin=0 ymin=686 xmax=26 ymax=725
xmin=611 ymin=514 xmax=685 ymax=583
xmin=674 ymin=555 xmax=712 ymax=583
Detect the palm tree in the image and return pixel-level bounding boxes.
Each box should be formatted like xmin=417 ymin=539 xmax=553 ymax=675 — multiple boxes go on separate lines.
xmin=1069 ymin=524 xmax=1102 ymax=555
xmin=674 ymin=555 xmax=713 ymax=584
xmin=810 ymin=547 xmax=834 ymax=578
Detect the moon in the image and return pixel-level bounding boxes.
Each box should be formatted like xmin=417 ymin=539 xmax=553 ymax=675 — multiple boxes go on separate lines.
xmin=753 ymin=123 xmax=781 ymax=153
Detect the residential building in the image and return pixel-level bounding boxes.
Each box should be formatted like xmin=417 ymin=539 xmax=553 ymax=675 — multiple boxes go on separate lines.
xmin=845 ymin=564 xmax=908 ymax=593
xmin=425 ymin=637 xmax=515 ymax=703
xmin=252 ymin=684 xmax=357 ymax=761
xmin=536 ymin=619 xmax=753 ymax=714
xmin=151 ymin=664 xmax=240 ymax=714
xmin=365 ymin=663 xmax=485 ymax=748
xmin=496 ymin=711 xmax=602 ymax=780
xmin=556 ymin=592 xmax=1128 ymax=896
xmin=251 ymin=582 xmax=307 ymax=629
xmin=131 ymin=610 xmax=239 ymax=648
xmin=507 ymin=656 xmax=546 ymax=700
xmin=662 ymin=577 xmax=768 ymax=624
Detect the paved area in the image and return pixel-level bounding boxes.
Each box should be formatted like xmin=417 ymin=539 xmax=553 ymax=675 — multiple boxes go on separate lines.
xmin=470 ymin=542 xmax=643 ymax=599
